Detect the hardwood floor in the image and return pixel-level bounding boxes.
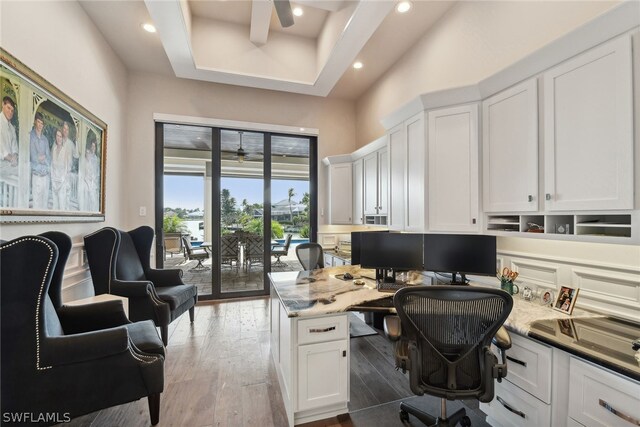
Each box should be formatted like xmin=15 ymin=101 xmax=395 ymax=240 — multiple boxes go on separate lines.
xmin=61 ymin=298 xmax=489 ymax=427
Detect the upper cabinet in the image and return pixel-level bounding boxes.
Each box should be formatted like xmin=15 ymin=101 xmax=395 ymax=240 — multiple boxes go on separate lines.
xmin=352 ymin=158 xmax=364 ymax=225
xmin=482 ymin=79 xmax=538 ymax=212
xmin=543 ymin=35 xmax=633 ymax=211
xmin=388 ymin=124 xmax=405 ymax=230
xmin=327 ymin=162 xmax=352 ymax=225
xmin=363 ymin=148 xmax=388 ymax=217
xmin=428 ymin=104 xmax=479 ymax=232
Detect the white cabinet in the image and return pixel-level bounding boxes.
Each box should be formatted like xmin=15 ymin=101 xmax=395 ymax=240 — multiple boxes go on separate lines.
xmin=352 ymin=158 xmax=364 ymax=225
xmin=388 ymin=112 xmax=427 ymax=232
xmin=327 ymin=163 xmax=352 ymax=225
xmin=298 ymin=340 xmax=349 ymax=411
xmin=543 ymin=35 xmax=633 ymax=211
xmin=363 ymin=149 xmax=388 ymax=216
xmin=482 ymin=79 xmax=538 ymax=212
xmin=427 ymin=104 xmax=479 ymax=232
xmin=568 ymin=357 xmax=640 ymax=427
xmin=388 ymin=124 xmax=405 ymax=230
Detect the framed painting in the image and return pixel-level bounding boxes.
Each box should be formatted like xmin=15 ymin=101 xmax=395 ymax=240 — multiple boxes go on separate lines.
xmin=0 ymin=48 xmax=106 ymax=223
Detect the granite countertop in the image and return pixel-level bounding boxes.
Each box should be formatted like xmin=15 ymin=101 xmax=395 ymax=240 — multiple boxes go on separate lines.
xmin=269 ymin=267 xmax=640 ymax=381
xmin=324 ymin=249 xmax=351 ymax=260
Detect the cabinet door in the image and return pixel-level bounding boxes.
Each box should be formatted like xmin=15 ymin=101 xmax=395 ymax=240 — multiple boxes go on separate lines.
xmin=377 ymin=148 xmax=388 ymax=216
xmin=352 ymin=159 xmax=364 ymax=224
xmin=363 ymin=152 xmax=378 ymax=215
xmin=388 ymin=124 xmax=405 ymax=230
xmin=428 ymin=104 xmax=479 ymax=232
xmin=483 ymin=79 xmax=538 ymax=212
xmin=328 ymin=163 xmax=352 ymax=224
xmin=405 ymin=113 xmax=426 ymax=231
xmin=543 ymin=35 xmax=633 ymax=211
xmin=297 ymin=340 xmax=349 ymax=411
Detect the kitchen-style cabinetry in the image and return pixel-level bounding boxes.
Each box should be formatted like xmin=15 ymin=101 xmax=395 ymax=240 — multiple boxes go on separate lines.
xmin=482 ymin=79 xmax=538 ymax=212
xmin=352 ymin=158 xmax=364 ymax=225
xmin=363 ymin=148 xmax=388 ymax=217
xmin=388 ymin=112 xmax=426 ymax=232
xmin=427 ymin=104 xmax=479 ymax=232
xmin=327 ymin=162 xmax=352 ymax=225
xmin=543 ymin=35 xmax=633 ymax=211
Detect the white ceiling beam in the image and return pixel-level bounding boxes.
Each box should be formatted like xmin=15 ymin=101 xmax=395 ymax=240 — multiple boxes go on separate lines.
xmin=250 ymin=0 xmax=272 ymax=45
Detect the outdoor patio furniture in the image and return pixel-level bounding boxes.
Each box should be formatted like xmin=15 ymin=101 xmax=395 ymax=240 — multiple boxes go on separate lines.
xmin=244 ymin=234 xmax=264 ymax=274
xmin=221 ymin=234 xmax=240 ymax=274
xmin=296 ymin=242 xmax=325 ymax=270
xmin=163 ymin=232 xmax=185 ymax=259
xmin=271 ymin=233 xmax=292 ymax=268
xmin=182 ymin=237 xmax=210 ymax=271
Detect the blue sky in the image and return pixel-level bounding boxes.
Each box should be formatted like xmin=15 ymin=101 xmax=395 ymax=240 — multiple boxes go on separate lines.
xmin=164 ymin=175 xmax=309 ymax=210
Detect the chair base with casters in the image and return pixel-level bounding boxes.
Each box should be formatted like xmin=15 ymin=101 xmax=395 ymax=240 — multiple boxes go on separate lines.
xmin=399 ymin=400 xmax=470 ymax=427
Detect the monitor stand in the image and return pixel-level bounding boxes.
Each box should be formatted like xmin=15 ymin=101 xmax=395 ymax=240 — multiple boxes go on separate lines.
xmin=450 ymin=272 xmax=468 ymax=285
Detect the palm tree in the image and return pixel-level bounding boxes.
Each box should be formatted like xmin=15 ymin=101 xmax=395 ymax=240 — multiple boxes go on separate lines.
xmin=288 ymin=187 xmax=295 ymax=223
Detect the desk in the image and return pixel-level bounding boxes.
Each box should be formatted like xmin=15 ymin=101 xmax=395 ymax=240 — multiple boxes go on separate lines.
xmin=66 ymin=293 xmax=129 ymax=317
xmin=269 ymin=266 xmax=640 ymax=426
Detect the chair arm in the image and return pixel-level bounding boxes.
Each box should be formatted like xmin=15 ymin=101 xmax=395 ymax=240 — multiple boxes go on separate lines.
xmin=492 ymin=326 xmax=512 ymax=351
xmin=58 ymin=300 xmax=130 ymax=334
xmin=383 ymin=315 xmax=402 ymax=341
xmin=111 ymin=280 xmax=158 ymax=298
xmin=146 ymin=268 xmax=184 ymax=287
xmin=42 ymin=326 xmax=130 ymax=367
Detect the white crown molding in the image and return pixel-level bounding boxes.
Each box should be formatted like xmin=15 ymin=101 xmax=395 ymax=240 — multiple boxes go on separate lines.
xmin=145 ymin=0 xmax=394 ymax=97
xmin=381 ymin=1 xmax=640 ymax=129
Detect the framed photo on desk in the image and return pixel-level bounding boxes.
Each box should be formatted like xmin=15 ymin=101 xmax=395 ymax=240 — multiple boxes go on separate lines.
xmin=553 ymin=286 xmax=579 ymax=315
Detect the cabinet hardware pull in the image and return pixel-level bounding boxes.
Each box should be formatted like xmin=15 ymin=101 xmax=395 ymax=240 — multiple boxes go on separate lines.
xmin=496 ymin=396 xmax=526 ymax=419
xmin=528 ymin=195 xmax=533 ymax=202
xmin=506 ymin=356 xmax=527 ymax=367
xmin=309 ymin=326 xmax=336 ymax=333
xmin=342 ymin=350 xmax=347 ymax=357
xmin=546 ymin=193 xmax=552 ymax=201
xmin=599 ymin=399 xmax=640 ymax=425
xmin=472 ymin=218 xmax=477 ymax=224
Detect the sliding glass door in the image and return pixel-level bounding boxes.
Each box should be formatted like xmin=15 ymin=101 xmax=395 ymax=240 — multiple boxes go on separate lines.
xmin=156 ymin=122 xmax=317 ymax=300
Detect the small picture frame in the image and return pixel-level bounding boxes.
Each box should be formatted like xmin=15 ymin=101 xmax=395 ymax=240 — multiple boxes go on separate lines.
xmin=557 ymin=318 xmax=578 ymax=340
xmin=553 ymin=286 xmax=579 ymax=315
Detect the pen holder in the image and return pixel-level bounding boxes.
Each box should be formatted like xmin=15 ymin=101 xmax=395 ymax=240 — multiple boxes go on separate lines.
xmin=500 ymin=280 xmax=519 ymax=295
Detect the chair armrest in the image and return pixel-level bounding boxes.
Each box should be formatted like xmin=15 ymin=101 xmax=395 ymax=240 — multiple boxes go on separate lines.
xmin=58 ymin=300 xmax=130 ymax=334
xmin=42 ymin=326 xmax=130 ymax=367
xmin=492 ymin=326 xmax=512 ymax=351
xmin=111 ymin=280 xmax=157 ymax=298
xmin=146 ymin=268 xmax=184 ymax=287
xmin=383 ymin=315 xmax=402 ymax=341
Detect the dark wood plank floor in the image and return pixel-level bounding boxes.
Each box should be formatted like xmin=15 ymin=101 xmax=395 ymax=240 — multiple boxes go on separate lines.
xmin=60 ymin=298 xmax=489 ymax=427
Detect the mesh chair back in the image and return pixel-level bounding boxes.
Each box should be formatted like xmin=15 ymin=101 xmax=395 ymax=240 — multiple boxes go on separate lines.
xmin=394 ymin=286 xmax=512 ymax=398
xmin=296 ymin=242 xmax=325 ymax=270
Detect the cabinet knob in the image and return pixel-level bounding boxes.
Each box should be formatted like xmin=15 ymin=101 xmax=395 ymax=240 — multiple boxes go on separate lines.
xmin=528 ymin=195 xmax=533 ymax=202
xmin=472 ymin=218 xmax=477 ymax=224
xmin=545 ymin=193 xmax=552 ymax=201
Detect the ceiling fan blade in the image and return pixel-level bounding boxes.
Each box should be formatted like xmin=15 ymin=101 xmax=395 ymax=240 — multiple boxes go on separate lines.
xmin=274 ymin=0 xmax=294 ymax=28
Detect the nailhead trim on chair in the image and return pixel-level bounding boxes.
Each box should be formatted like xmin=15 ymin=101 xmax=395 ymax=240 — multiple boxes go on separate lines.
xmin=0 ymin=237 xmax=54 ymax=371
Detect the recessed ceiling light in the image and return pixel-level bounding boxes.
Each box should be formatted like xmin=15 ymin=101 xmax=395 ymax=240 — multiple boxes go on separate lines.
xmin=299 ymin=128 xmax=305 ymax=132
xmin=353 ymin=61 xmax=363 ymax=70
xmin=396 ymin=1 xmax=412 ymax=13
xmin=142 ymin=23 xmax=156 ymax=33
xmin=293 ymin=7 xmax=303 ymax=17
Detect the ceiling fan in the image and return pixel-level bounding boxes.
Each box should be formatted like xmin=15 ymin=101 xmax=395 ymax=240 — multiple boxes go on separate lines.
xmin=273 ymin=0 xmax=295 ymax=28
xmin=230 ymin=131 xmax=263 ymax=163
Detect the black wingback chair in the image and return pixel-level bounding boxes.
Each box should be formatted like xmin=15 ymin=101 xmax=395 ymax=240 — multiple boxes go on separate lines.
xmin=84 ymin=226 xmax=198 ymax=345
xmin=0 ymin=235 xmax=164 ymax=425
xmin=42 ymin=231 xmax=165 ymax=357
xmin=384 ymin=286 xmax=513 ymax=427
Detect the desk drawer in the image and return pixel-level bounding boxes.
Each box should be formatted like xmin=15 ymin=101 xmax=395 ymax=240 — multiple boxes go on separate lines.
xmin=568 ymin=357 xmax=640 ymax=427
xmin=502 ymin=334 xmax=552 ymax=403
xmin=488 ymin=377 xmax=551 ymax=427
xmin=297 ymin=315 xmax=348 ymax=345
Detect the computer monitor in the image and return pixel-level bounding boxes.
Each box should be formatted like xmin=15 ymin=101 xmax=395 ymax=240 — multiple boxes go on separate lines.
xmin=360 ymin=232 xmax=424 ymax=283
xmin=350 ymin=230 xmax=388 ymax=265
xmin=423 ymin=234 xmax=496 ymax=284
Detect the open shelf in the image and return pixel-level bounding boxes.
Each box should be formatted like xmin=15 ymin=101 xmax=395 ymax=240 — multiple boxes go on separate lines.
xmin=365 ymin=215 xmax=387 ymax=226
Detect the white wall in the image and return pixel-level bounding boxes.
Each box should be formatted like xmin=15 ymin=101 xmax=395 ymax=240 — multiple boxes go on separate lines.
xmin=355 ymin=1 xmax=619 ymax=147
xmin=0 ymin=1 xmax=129 ymax=239
xmin=125 ymin=71 xmax=356 ymax=230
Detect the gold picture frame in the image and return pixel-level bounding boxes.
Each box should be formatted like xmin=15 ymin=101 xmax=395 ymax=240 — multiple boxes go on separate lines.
xmin=0 ymin=48 xmax=106 ymax=223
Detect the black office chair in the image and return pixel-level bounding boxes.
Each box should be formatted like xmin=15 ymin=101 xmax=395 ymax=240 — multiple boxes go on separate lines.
xmin=384 ymin=286 xmax=513 ymax=427
xmin=295 ymin=242 xmax=325 ymax=270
